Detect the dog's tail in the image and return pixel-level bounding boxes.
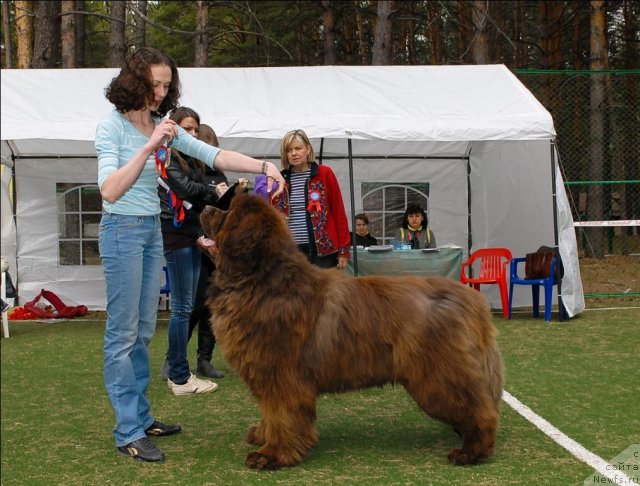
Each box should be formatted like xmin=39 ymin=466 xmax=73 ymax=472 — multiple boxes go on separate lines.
xmin=484 ymin=339 xmax=504 ymax=407
xmin=468 ymin=290 xmax=504 ymax=408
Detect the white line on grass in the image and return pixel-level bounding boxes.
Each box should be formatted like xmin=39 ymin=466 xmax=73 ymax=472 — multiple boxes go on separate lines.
xmin=583 ymin=306 xmax=640 ymax=311
xmin=502 ymin=390 xmax=632 ymax=483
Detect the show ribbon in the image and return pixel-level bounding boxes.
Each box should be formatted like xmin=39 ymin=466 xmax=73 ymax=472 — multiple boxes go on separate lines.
xmin=154 ymin=144 xmax=169 ymax=179
xmin=157 ymin=177 xmax=190 ymax=228
xmin=307 ymin=190 xmax=322 ymax=213
xmin=157 ymin=177 xmax=192 ymax=210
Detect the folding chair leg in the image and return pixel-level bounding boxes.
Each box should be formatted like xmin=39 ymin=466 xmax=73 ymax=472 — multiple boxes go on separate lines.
xmin=508 ymin=283 xmax=514 ymax=319
xmin=499 ymin=282 xmax=509 ymax=319
xmin=544 ymin=282 xmax=553 ymax=322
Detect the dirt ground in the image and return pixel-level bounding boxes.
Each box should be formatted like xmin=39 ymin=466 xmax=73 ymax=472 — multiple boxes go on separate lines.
xmin=577 ymin=254 xmax=640 ymax=298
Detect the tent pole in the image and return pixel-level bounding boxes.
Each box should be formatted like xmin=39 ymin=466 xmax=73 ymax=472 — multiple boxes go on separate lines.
xmin=466 ymin=158 xmax=472 ymax=259
xmin=550 ymin=140 xmax=564 ymax=321
xmin=347 ymin=138 xmax=358 ymax=275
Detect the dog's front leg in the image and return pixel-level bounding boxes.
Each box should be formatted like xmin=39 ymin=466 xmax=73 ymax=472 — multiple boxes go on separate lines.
xmin=245 ymin=395 xmax=318 ymax=470
xmin=246 ymin=420 xmax=266 ymax=446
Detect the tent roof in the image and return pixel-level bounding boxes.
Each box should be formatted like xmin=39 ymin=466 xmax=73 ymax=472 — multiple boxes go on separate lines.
xmin=1 ymin=64 xmax=555 ymax=147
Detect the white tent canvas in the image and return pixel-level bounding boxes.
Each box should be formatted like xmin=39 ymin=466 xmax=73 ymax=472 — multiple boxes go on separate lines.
xmin=0 ymin=64 xmax=584 ymax=316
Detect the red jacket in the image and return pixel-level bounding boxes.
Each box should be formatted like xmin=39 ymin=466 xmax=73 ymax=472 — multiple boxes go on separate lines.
xmin=272 ymin=162 xmax=351 ymax=259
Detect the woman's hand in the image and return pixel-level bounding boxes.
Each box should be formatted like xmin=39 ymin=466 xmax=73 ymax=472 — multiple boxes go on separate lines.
xmin=263 ymin=162 xmax=285 ymax=197
xmin=214 ymin=182 xmax=229 ymax=197
xmin=337 ymin=256 xmax=349 ymax=269
xmin=150 ymin=118 xmax=177 ymax=150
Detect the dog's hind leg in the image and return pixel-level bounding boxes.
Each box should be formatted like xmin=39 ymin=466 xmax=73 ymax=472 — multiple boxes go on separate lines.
xmin=245 ymin=394 xmax=319 ymax=470
xmin=445 ymin=402 xmax=498 ymax=465
xmin=403 ymin=381 xmax=498 ymax=465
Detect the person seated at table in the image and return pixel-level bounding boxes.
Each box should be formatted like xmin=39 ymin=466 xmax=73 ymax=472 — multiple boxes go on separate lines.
xmin=396 ymin=204 xmax=436 ymax=249
xmin=352 ymin=213 xmax=378 ymax=247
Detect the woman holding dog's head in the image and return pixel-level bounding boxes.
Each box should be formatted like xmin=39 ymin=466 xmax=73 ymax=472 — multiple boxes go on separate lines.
xmin=396 ymin=204 xmax=436 ymax=249
xmin=271 ymin=129 xmax=350 ymax=269
xmin=95 ymin=46 xmax=284 ymax=463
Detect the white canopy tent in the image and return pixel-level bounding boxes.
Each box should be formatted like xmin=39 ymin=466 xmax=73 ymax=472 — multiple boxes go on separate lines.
xmin=0 ymin=65 xmax=584 ymax=316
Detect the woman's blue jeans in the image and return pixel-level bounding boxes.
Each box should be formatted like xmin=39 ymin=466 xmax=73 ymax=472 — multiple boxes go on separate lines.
xmin=164 ymin=245 xmax=201 ymax=384
xmin=99 ymin=213 xmax=163 ymax=447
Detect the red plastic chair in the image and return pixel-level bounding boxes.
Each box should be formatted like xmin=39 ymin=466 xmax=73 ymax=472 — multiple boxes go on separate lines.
xmin=460 ymin=248 xmax=512 ymax=318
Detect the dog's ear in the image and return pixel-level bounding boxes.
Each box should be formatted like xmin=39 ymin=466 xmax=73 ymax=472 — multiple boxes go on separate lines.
xmin=200 ymin=206 xmax=228 ymax=239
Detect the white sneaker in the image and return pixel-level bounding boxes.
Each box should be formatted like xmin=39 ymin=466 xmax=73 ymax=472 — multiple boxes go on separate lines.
xmin=168 ymin=373 xmax=218 ymax=396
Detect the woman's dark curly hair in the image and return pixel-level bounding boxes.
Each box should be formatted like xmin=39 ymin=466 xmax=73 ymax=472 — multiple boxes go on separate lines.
xmin=105 ymin=47 xmax=181 ymax=117
xmin=401 ymin=204 xmax=428 ymax=229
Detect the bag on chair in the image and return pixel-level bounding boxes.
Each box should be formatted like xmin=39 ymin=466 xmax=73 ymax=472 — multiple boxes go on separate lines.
xmin=524 ymin=250 xmax=554 ymax=279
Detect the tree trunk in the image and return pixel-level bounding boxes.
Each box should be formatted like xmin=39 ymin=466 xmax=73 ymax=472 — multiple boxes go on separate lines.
xmin=61 ymin=0 xmax=76 ymax=68
xmin=471 ymin=0 xmax=489 ymax=64
xmin=587 ymin=0 xmax=608 ymax=258
xmin=108 ymin=1 xmax=127 ymax=67
xmin=75 ymin=0 xmax=85 ymax=67
xmin=15 ymin=0 xmax=33 ymax=68
xmin=2 ymin=0 xmax=14 ymax=68
xmin=372 ymin=0 xmax=392 ymax=65
xmin=426 ymin=1 xmax=441 ymax=64
xmin=322 ymin=0 xmax=336 ymax=65
xmin=194 ymin=0 xmax=208 ymax=66
xmin=402 ymin=1 xmax=417 ymax=65
xmin=543 ymin=2 xmax=564 ymax=118
xmin=134 ymin=0 xmax=147 ymax=48
xmin=355 ymin=2 xmax=369 ymax=64
xmin=622 ymin=0 xmax=639 ymax=253
xmin=32 ymin=0 xmax=60 ymax=68
xmin=456 ymin=0 xmax=473 ymax=63
xmin=572 ymin=0 xmax=589 ymax=70
xmin=516 ymin=0 xmax=527 ymax=67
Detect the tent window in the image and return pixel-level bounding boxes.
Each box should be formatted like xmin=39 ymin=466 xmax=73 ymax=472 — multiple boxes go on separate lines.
xmin=361 ymin=182 xmax=430 ymax=245
xmin=56 ymin=183 xmax=102 ymax=266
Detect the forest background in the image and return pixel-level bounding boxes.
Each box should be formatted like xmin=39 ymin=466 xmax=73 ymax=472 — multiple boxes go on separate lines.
xmin=1 ymin=1 xmax=639 ymax=286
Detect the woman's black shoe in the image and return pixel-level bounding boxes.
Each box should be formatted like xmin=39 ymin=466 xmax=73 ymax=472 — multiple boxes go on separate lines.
xmin=117 ymin=437 xmax=165 ymax=462
xmin=197 ymin=358 xmax=225 ymax=378
xmin=145 ymin=420 xmax=182 ymax=437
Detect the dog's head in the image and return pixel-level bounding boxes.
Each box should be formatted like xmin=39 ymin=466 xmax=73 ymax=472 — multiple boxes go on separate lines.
xmin=200 ymin=194 xmax=297 ymax=275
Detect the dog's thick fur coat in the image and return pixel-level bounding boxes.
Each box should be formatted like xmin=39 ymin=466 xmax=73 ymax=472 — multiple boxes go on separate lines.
xmin=200 ymin=195 xmax=503 ymax=470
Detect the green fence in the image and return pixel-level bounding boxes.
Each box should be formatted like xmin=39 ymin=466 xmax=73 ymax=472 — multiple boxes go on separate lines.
xmin=514 ymin=70 xmax=640 ymax=298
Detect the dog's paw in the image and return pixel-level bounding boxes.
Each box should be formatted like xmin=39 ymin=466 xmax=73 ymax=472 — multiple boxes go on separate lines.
xmin=447 ymin=448 xmax=483 ymax=466
xmin=246 ymin=426 xmax=265 ymax=445
xmin=245 ymin=451 xmax=282 ymax=470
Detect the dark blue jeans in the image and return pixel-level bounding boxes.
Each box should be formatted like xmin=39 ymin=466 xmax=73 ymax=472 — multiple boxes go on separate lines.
xmin=164 ymin=245 xmax=201 ymax=384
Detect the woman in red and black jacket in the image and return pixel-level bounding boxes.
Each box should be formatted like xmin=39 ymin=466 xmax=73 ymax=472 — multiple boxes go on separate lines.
xmin=272 ymin=129 xmax=351 ymax=269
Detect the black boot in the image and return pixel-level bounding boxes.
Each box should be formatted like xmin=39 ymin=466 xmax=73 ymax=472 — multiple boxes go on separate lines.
xmin=160 ymin=356 xmax=169 ymax=381
xmin=197 ymin=355 xmax=224 ymax=379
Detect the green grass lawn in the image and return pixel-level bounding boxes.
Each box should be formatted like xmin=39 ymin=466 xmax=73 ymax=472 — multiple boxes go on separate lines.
xmin=1 ymin=304 xmax=638 ymax=485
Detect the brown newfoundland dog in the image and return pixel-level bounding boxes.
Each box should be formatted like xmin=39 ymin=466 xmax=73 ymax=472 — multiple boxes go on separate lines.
xmin=200 ymin=194 xmax=503 ymax=470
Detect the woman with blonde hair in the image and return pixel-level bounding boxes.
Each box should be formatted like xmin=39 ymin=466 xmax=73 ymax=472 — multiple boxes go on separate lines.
xmin=272 ymin=129 xmax=350 ymax=269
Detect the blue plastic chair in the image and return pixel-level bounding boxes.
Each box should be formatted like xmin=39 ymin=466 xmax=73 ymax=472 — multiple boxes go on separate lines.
xmin=160 ymin=266 xmax=171 ymax=297
xmin=508 ymin=256 xmax=561 ymax=322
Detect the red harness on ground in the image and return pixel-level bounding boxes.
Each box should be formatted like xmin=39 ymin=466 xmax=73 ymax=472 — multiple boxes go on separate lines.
xmin=23 ymin=289 xmax=88 ymax=319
